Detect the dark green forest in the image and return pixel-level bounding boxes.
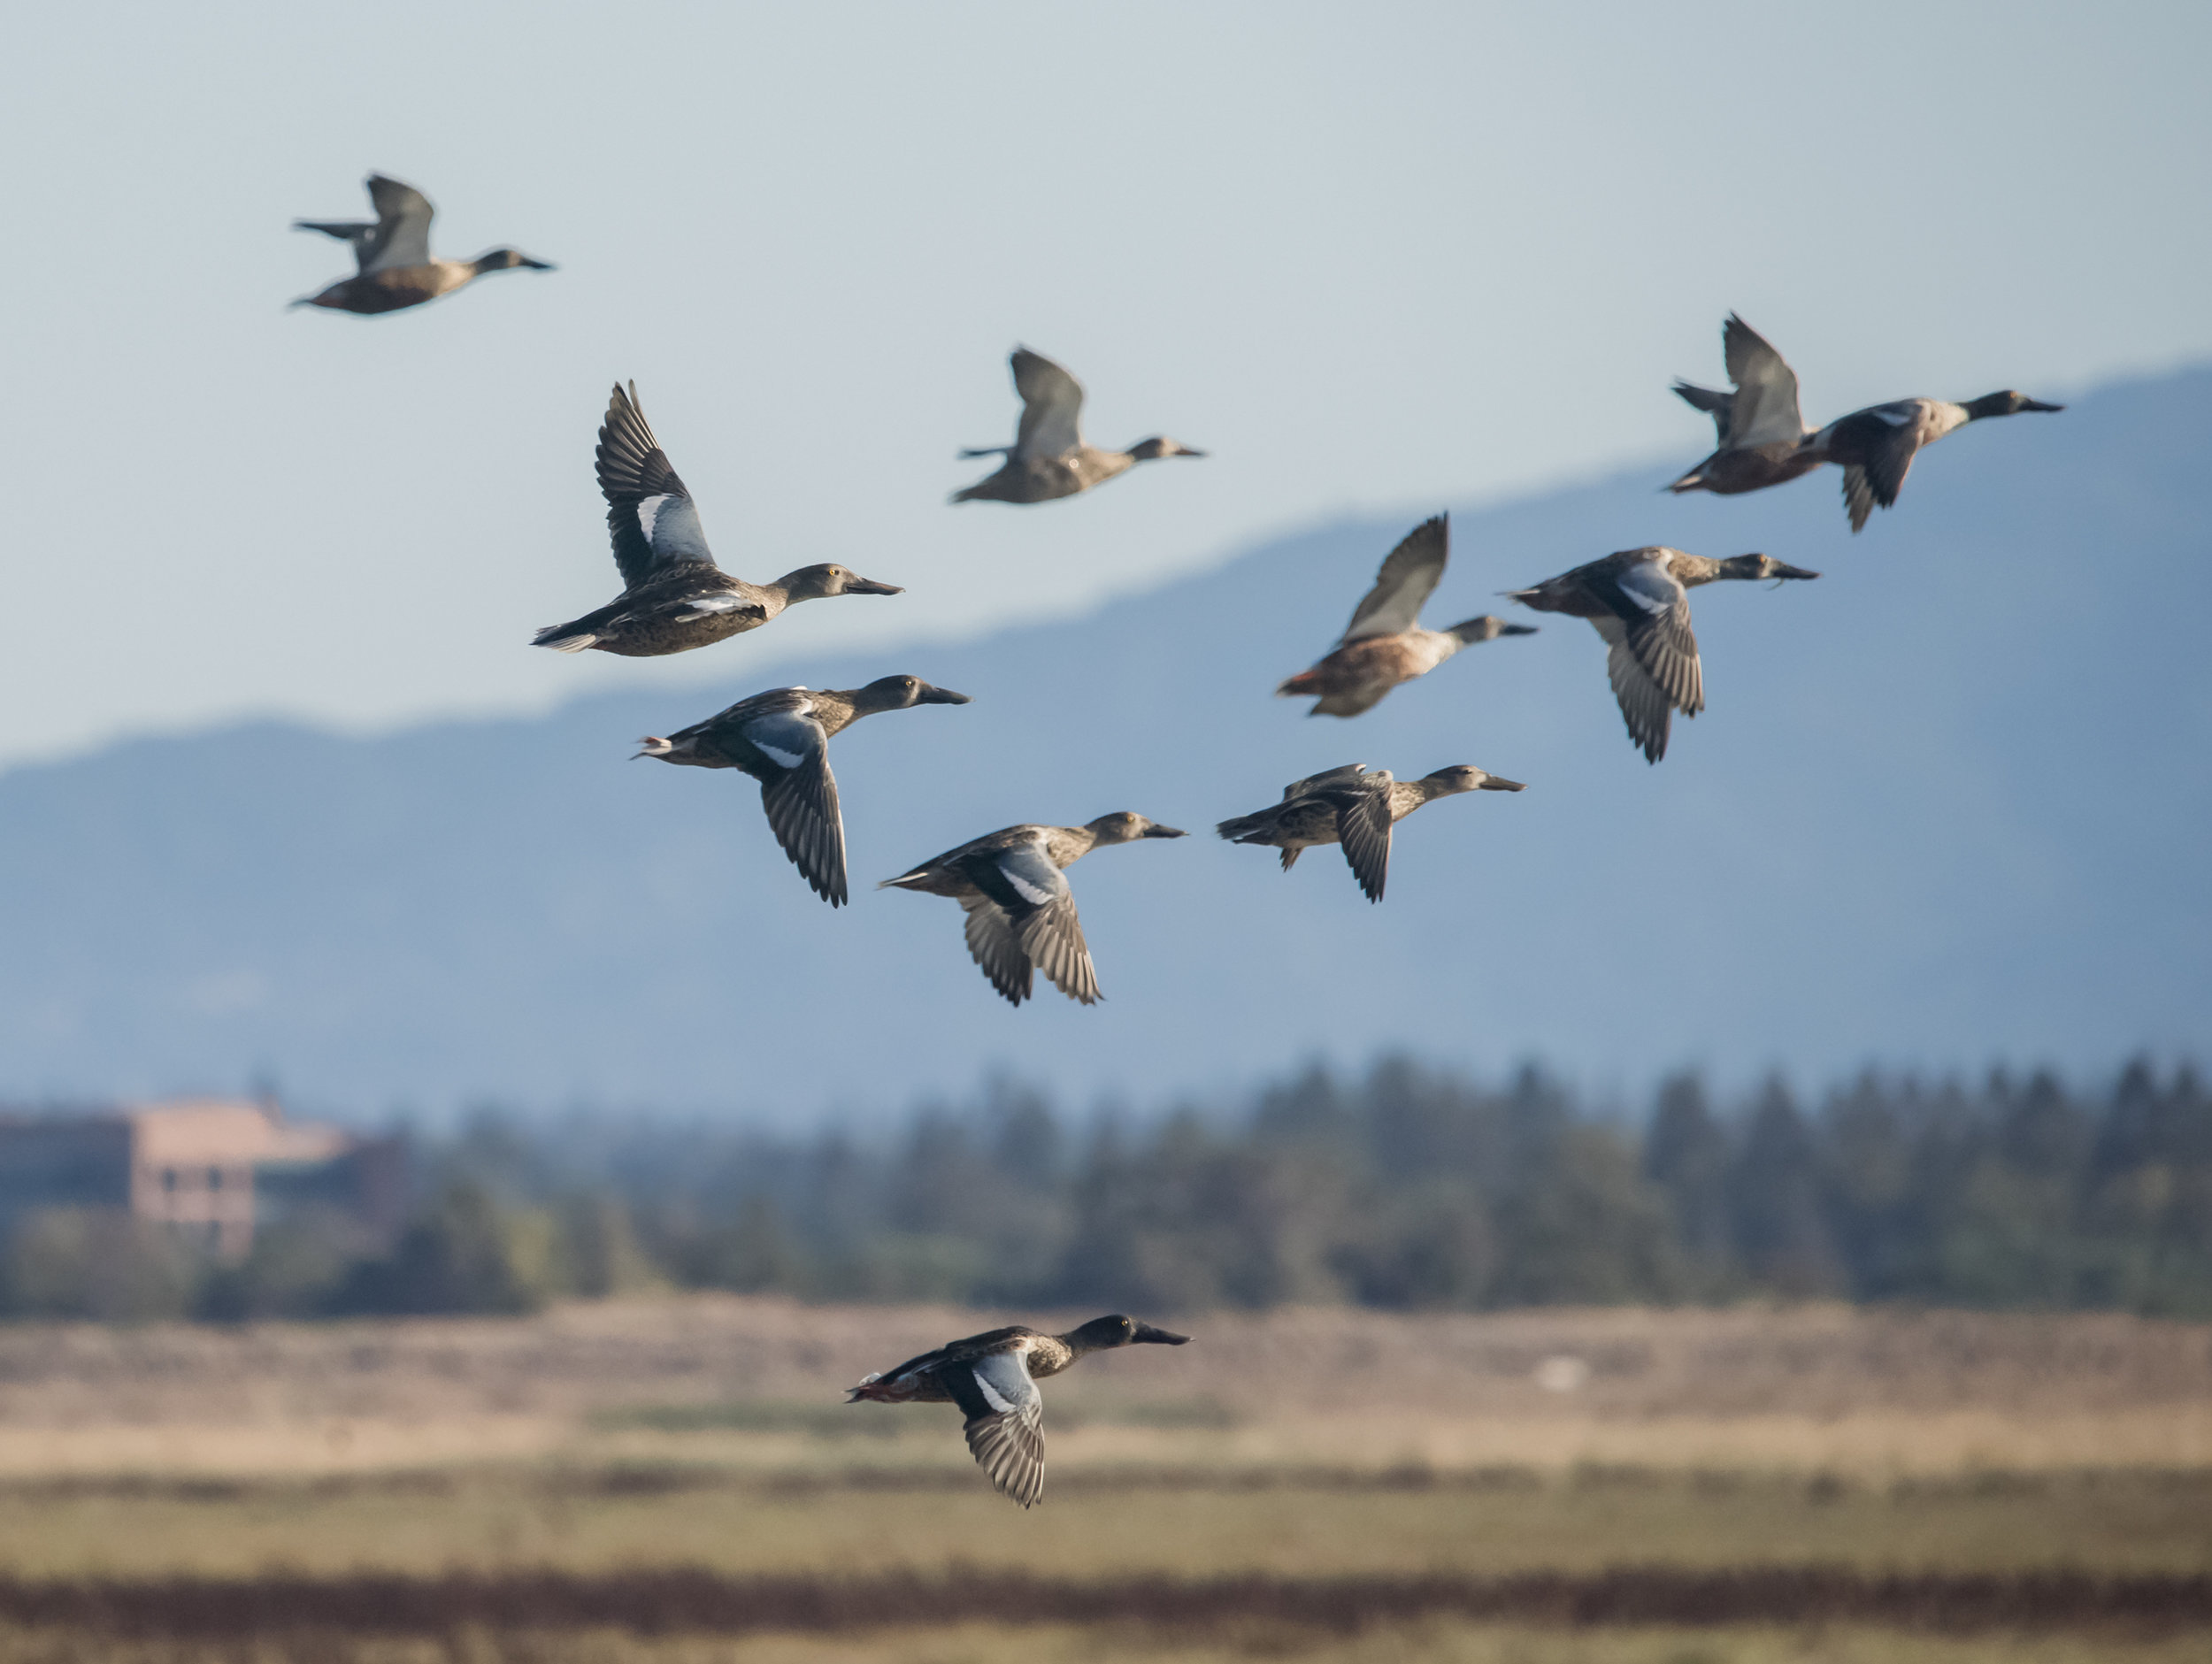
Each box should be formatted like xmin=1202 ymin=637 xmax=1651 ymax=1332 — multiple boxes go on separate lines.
xmin=7 ymin=1057 xmax=2209 ymax=1323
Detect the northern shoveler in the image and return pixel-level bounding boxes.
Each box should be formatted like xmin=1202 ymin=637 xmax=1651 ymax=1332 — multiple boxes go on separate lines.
xmin=951 ymin=348 xmax=1204 ymax=504
xmin=1217 ymin=764 xmax=1524 ymax=901
xmin=1667 ymin=314 xmax=1823 ymax=496
xmin=292 ymin=173 xmax=551 ymax=315
xmin=1276 ymin=515 xmax=1535 ymax=717
xmin=1797 ymin=389 xmax=2062 ymax=532
xmin=880 ymin=812 xmax=1186 ymax=1006
xmin=849 ymin=1315 xmax=1191 ymax=1507
xmin=534 ymin=383 xmax=903 ymax=656
xmin=635 ymin=677 xmax=971 ymax=905
xmin=1505 ymin=548 xmax=1816 ymax=763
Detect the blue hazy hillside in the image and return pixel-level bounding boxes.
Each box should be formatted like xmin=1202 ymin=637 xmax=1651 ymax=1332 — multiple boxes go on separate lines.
xmin=4 ymin=368 xmax=2207 ymax=1115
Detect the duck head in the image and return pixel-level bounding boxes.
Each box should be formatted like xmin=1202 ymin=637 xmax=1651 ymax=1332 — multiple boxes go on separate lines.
xmin=1082 ymin=811 xmax=1188 ymax=845
xmin=1065 ymin=1314 xmax=1191 ymax=1353
xmin=1445 ymin=615 xmax=1540 ymax=645
xmin=1127 ymin=436 xmax=1208 ymax=463
xmin=1420 ymin=765 xmax=1527 ymax=795
xmin=1717 ymin=554 xmax=1820 ymax=583
xmin=471 ymin=248 xmax=556 ymax=273
xmin=850 ymin=675 xmax=972 ymax=714
xmin=1962 ymin=390 xmax=2064 ymax=419
xmin=779 ymin=564 xmax=905 ymax=602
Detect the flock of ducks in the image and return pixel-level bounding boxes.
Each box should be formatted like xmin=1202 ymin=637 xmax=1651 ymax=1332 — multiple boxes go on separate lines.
xmin=295 ymin=175 xmax=2066 ymax=1504
xmin=292 ymin=175 xmax=2070 ymax=1011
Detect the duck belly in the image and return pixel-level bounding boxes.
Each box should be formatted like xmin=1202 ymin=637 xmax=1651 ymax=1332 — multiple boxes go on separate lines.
xmin=1699 ymin=442 xmax=1821 ymax=495
xmin=587 ymin=607 xmax=766 ymax=657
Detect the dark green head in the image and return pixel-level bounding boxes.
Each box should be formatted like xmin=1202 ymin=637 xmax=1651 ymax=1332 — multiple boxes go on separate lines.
xmin=1717 ymin=553 xmax=1819 ymax=583
xmin=1066 ymin=1314 xmax=1190 ymax=1353
xmin=1962 ymin=390 xmax=2063 ymax=420
xmin=472 ymin=248 xmax=556 ymax=272
xmin=1128 ymin=437 xmax=1207 ymax=462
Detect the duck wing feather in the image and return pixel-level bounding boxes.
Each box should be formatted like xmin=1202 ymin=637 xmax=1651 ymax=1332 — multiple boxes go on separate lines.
xmin=961 ymin=895 xmax=1034 ymax=1006
xmin=732 ymin=703 xmax=846 ymax=906
xmin=361 ymin=174 xmax=434 ymax=272
xmin=1332 ymin=784 xmax=1395 ymax=902
xmin=958 ymin=841 xmax=1098 ymax=1005
xmin=1721 ymin=314 xmax=1805 ymax=448
xmin=1825 ymin=403 xmax=1923 ymax=531
xmin=1341 ymin=515 xmax=1448 ymax=641
xmin=941 ymin=1348 xmax=1046 ymax=1507
xmin=1672 ymin=380 xmax=1735 ymax=446
xmin=597 ymin=382 xmax=718 ymax=587
xmin=1010 ymin=348 xmax=1086 ymax=461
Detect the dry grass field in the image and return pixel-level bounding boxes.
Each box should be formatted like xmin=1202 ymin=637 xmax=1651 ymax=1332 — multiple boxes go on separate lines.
xmin=0 ymin=1299 xmax=2208 ymax=1660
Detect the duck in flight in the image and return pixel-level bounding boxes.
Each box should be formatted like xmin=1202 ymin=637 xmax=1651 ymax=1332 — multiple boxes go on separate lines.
xmin=635 ymin=678 xmax=970 ymax=905
xmin=951 ymin=348 xmax=1205 ymax=504
xmin=1505 ymin=548 xmax=1816 ymax=763
xmin=1796 ymin=389 xmax=2062 ymax=532
xmin=849 ymin=1315 xmax=1190 ymax=1507
xmin=292 ymin=174 xmax=552 ymax=315
xmin=1217 ymin=764 xmax=1524 ymax=902
xmin=1667 ymin=314 xmax=1822 ymax=497
xmin=1276 ymin=515 xmax=1534 ymax=717
xmin=881 ymin=813 xmax=1186 ymax=1006
xmin=534 ymin=383 xmax=902 ymax=656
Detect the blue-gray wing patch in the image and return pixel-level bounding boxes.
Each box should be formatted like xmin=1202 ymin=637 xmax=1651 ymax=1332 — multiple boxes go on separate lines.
xmin=596 ymin=382 xmax=718 ymax=588
xmin=941 ymin=1349 xmax=1046 ymax=1507
xmin=738 ymin=709 xmax=845 ymax=906
xmin=961 ymin=845 xmax=1096 ymax=1003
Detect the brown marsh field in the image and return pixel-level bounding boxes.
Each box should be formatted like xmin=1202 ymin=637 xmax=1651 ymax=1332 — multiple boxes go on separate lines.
xmin=0 ymin=1299 xmax=2208 ymax=1660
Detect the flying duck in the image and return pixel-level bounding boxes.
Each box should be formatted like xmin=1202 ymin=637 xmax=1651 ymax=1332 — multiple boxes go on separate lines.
xmin=1217 ymin=764 xmax=1524 ymax=902
xmin=635 ymin=678 xmax=971 ymax=905
xmin=881 ymin=813 xmax=1186 ymax=1006
xmin=534 ymin=383 xmax=903 ymax=656
xmin=1667 ymin=314 xmax=1823 ymax=497
xmin=1276 ymin=514 xmax=1534 ymax=717
xmin=292 ymin=174 xmax=552 ymax=315
xmin=1505 ymin=548 xmax=1816 ymax=763
xmin=849 ymin=1315 xmax=1191 ymax=1507
xmin=951 ymin=348 xmax=1204 ymax=504
xmin=1795 ymin=389 xmax=2062 ymax=532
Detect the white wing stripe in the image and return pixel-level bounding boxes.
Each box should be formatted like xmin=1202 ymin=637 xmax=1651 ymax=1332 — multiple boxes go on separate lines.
xmin=637 ymin=495 xmax=674 ymax=539
xmin=1002 ymin=869 xmax=1054 ymax=905
xmin=755 ymin=742 xmax=806 ymax=769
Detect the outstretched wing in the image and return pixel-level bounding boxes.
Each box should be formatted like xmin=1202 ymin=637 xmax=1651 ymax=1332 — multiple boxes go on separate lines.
xmin=1341 ymin=516 xmax=1448 ymax=641
xmin=1010 ymin=348 xmax=1086 ymax=461
xmin=737 ymin=707 xmax=846 ymax=905
xmin=1333 ymin=783 xmax=1395 ymax=902
xmin=596 ymin=382 xmax=718 ymax=587
xmin=1672 ymin=380 xmax=1735 ymax=446
xmin=959 ymin=841 xmax=1099 ymax=1005
xmin=1721 ymin=313 xmax=1805 ymax=448
xmin=960 ymin=894 xmax=1034 ymax=1006
xmin=1592 ymin=617 xmax=1674 ymax=763
xmin=1597 ymin=558 xmax=1702 ymax=700
xmin=361 ymin=174 xmax=434 ymax=272
xmin=293 ymin=219 xmax=381 ymax=273
xmin=940 ymin=1349 xmax=1046 ymax=1507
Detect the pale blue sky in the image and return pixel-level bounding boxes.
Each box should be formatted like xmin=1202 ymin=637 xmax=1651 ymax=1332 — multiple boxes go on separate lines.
xmin=3 ymin=1 xmax=2206 ymax=768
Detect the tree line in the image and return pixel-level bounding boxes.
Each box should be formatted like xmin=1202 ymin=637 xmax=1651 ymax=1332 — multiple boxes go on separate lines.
xmin=4 ymin=1056 xmax=2206 ymax=1322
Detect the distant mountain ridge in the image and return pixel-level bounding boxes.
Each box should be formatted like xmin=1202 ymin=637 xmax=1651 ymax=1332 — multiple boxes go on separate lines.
xmin=3 ymin=367 xmax=2207 ymax=1116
